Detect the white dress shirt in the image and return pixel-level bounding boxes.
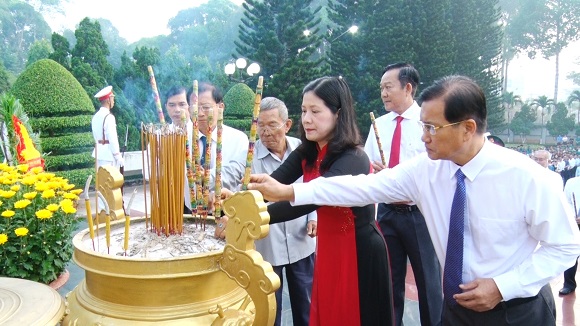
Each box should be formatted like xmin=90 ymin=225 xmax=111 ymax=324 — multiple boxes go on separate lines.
xmin=91 ymin=107 xmax=120 ymax=162
xmin=292 ymin=140 xmax=580 ymax=301
xmin=565 ymin=176 xmax=580 ymax=216
xmin=364 ymin=102 xmax=425 ymax=165
xmin=222 ymin=137 xmax=316 ymax=265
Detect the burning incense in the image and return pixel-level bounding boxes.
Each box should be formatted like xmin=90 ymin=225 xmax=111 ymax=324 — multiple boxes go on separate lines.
xmin=124 ymin=188 xmax=138 ymax=256
xmin=96 ymin=191 xmax=111 ymax=254
xmin=202 ymin=108 xmax=214 ymax=229
xmin=369 ymin=112 xmax=386 ymax=166
xmin=190 ymin=80 xmax=200 ymax=216
xmin=147 ymin=65 xmax=166 ymax=124
xmin=214 ymin=107 xmax=223 ymax=218
xmin=242 ymin=76 xmax=264 ymax=190
xmin=83 ymin=175 xmax=95 ymax=250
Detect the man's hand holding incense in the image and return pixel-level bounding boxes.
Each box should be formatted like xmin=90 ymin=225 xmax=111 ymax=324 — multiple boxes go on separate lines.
xmin=248 ymin=174 xmax=295 ymax=202
xmin=371 ymin=161 xmax=386 ymax=173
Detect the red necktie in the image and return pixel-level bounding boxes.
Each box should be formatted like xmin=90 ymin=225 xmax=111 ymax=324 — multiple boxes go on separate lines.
xmin=388 ymin=116 xmax=404 ymax=168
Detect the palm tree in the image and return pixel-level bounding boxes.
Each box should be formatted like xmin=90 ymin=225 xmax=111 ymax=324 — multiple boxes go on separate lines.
xmin=569 ymin=90 xmax=580 ymax=124
xmin=531 ymin=95 xmax=555 ymax=144
xmin=502 ymin=91 xmax=522 ymax=142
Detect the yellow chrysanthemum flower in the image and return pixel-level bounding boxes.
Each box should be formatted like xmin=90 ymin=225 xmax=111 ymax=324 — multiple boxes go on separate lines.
xmin=14 ymin=199 xmax=32 ymax=209
xmin=70 ymin=189 xmax=83 ymax=195
xmin=0 ymin=190 xmax=15 ymax=198
xmin=10 ymin=185 xmax=20 ymax=192
xmin=35 ymin=209 xmax=53 ymax=220
xmin=1 ymin=178 xmax=14 ymax=185
xmin=60 ymin=199 xmax=74 ymax=207
xmin=1 ymin=210 xmax=15 ymax=218
xmin=21 ymin=176 xmax=36 ymax=186
xmin=31 ymin=167 xmax=43 ymax=174
xmin=61 ymin=205 xmax=77 ymax=214
xmin=23 ymin=192 xmax=37 ymax=200
xmin=35 ymin=182 xmax=49 ymax=192
xmin=0 ymin=233 xmax=7 ymax=245
xmin=46 ymin=204 xmax=59 ymax=212
xmin=63 ymin=193 xmax=79 ymax=200
xmin=15 ymin=227 xmax=28 ymax=236
xmin=64 ymin=184 xmax=75 ymax=190
xmin=41 ymin=189 xmax=55 ymax=199
xmin=17 ymin=164 xmax=29 ymax=173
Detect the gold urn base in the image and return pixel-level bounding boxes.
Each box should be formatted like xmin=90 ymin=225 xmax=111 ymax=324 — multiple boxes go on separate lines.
xmin=63 ymin=175 xmax=279 ymax=325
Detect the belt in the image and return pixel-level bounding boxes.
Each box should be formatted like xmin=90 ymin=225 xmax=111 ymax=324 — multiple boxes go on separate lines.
xmin=489 ymin=295 xmax=538 ymax=312
xmin=384 ymin=204 xmax=418 ymax=213
xmin=98 ymin=140 xmax=110 ymax=144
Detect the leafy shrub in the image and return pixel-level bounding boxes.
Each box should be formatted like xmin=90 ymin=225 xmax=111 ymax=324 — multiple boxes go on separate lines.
xmin=223 ymin=83 xmax=255 ymax=133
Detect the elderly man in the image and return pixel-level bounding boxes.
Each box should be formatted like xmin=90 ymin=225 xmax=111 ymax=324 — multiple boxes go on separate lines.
xmin=222 ymin=97 xmax=316 ymax=326
xmin=248 ymin=76 xmax=580 ymax=325
xmin=92 ymin=85 xmax=123 ymax=169
xmin=532 ymin=149 xmax=564 ymax=189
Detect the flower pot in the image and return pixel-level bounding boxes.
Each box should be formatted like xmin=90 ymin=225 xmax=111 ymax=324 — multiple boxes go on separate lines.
xmin=48 ymin=269 xmax=69 ymax=291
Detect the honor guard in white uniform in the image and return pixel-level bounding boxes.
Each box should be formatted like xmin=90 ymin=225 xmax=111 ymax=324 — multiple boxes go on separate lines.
xmin=91 ymin=86 xmax=123 ymax=169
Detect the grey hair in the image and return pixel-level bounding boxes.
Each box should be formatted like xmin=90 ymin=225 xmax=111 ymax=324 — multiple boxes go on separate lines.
xmin=260 ymin=97 xmax=289 ymax=120
xmin=534 ymin=149 xmax=552 ymax=160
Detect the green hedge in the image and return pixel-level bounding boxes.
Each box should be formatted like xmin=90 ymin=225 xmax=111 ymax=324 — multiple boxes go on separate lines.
xmin=44 ymin=152 xmax=94 ymax=170
xmin=41 ymin=132 xmax=94 ymax=153
xmin=224 ymin=83 xmax=255 ymax=119
xmin=54 ymin=167 xmax=94 ymax=189
xmin=31 ymin=115 xmax=92 ymax=133
xmin=10 ymin=59 xmax=94 ymax=117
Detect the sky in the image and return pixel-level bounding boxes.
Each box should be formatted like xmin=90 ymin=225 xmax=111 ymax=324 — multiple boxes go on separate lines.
xmin=44 ymin=0 xmax=579 ymax=102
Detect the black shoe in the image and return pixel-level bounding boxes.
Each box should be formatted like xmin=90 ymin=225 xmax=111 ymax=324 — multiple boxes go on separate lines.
xmin=559 ymin=287 xmax=575 ymax=295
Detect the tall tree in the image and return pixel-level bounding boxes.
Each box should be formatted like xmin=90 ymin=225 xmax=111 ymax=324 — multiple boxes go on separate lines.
xmin=49 ymin=32 xmax=71 ymax=70
xmin=546 ymin=102 xmax=575 ymax=138
xmin=510 ymin=103 xmax=537 ymax=143
xmin=531 ymin=95 xmax=556 ymax=144
xmin=0 ymin=62 xmax=11 ymax=94
xmin=0 ymin=1 xmax=51 ymax=74
xmin=70 ymin=18 xmax=114 ymax=105
xmin=503 ymin=91 xmax=522 ymax=142
xmin=26 ymin=39 xmax=53 ymax=67
xmin=236 ymin=0 xmax=325 ymax=118
xmin=327 ymin=0 xmax=417 ymax=137
xmin=449 ymin=0 xmax=504 ymax=133
xmin=168 ymin=0 xmax=243 ymax=66
xmin=509 ymin=0 xmax=580 ymax=103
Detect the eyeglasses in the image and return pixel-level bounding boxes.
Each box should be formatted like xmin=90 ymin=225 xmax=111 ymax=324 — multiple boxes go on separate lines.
xmin=418 ymin=120 xmax=465 ymax=136
xmin=199 ymin=105 xmax=215 ymax=112
xmin=257 ymin=122 xmax=285 ymax=133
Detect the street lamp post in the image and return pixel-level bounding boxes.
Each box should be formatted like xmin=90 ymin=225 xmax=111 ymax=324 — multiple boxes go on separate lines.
xmin=224 ymin=58 xmax=261 ymax=83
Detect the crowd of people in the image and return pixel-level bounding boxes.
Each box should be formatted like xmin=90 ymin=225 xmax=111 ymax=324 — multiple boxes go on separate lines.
xmin=92 ymin=63 xmax=580 ymax=326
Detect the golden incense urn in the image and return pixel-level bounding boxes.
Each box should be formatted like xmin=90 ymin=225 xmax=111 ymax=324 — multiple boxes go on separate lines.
xmin=63 ymin=167 xmax=280 ymax=325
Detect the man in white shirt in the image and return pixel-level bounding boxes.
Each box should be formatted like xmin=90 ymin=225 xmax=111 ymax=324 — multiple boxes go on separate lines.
xmin=222 ymin=97 xmax=316 ymax=326
xmin=187 ymin=82 xmax=249 ymax=212
xmin=560 ymin=176 xmax=580 ymax=295
xmin=364 ymin=63 xmax=441 ymax=326
xmin=531 ymin=149 xmax=564 ymax=189
xmin=248 ymin=75 xmax=580 ymax=325
xmin=92 ymin=86 xmax=123 ymax=169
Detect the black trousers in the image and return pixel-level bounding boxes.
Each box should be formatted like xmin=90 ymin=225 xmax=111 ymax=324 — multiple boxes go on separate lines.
xmin=271 ymin=254 xmax=315 ymax=326
xmin=377 ymin=203 xmax=443 ymax=326
xmin=442 ymin=284 xmax=556 ymax=325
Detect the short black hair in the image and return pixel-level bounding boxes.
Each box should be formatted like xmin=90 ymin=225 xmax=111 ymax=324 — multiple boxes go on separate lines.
xmin=383 ymin=63 xmax=420 ymax=96
xmin=164 ymin=86 xmax=187 ymax=105
xmin=187 ymin=82 xmax=224 ymax=104
xmin=419 ymin=75 xmax=487 ymax=134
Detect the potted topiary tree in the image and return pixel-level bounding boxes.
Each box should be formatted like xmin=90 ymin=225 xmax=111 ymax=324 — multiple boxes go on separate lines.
xmin=223 ymin=83 xmax=255 ymax=135
xmin=10 ymin=59 xmax=95 ymax=188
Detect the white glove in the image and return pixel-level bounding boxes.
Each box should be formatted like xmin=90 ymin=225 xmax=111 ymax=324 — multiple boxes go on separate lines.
xmin=114 ymin=153 xmax=125 ymax=167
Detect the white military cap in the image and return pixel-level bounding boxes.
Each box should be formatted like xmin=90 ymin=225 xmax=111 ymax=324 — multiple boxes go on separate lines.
xmin=94 ymin=86 xmax=114 ymax=101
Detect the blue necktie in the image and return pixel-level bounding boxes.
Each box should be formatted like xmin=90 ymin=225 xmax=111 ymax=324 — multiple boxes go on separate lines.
xmin=444 ymin=169 xmax=466 ymax=305
xmin=200 ymin=135 xmax=207 ymax=166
